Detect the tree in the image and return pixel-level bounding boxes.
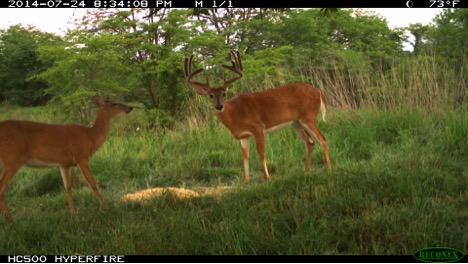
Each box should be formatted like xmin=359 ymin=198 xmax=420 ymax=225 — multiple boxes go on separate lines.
xmin=406 ymin=23 xmax=431 ymax=55
xmin=431 ymin=9 xmax=467 ymax=64
xmin=430 ymin=9 xmax=467 ymax=106
xmin=73 ymin=8 xmax=191 ymax=118
xmin=0 ymin=25 xmax=61 ymax=106
xmin=37 ymin=31 xmax=132 ymax=124
xmin=189 ymin=8 xmax=288 ymax=54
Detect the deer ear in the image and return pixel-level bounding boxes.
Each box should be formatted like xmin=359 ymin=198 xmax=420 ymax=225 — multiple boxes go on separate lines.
xmin=92 ymin=95 xmax=105 ymax=106
xmin=193 ymin=86 xmax=209 ymax=96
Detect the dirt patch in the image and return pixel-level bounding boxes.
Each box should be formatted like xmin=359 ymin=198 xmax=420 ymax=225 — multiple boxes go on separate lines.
xmin=122 ymin=186 xmax=232 ymax=202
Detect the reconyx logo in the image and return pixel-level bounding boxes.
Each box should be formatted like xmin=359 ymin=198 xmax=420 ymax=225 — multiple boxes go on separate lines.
xmin=414 ymin=247 xmax=465 ymax=263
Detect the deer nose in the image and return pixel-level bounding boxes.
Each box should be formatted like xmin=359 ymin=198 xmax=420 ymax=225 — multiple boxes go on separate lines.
xmin=215 ymin=104 xmax=224 ymax=111
xmin=127 ymin=107 xmax=134 ymax=113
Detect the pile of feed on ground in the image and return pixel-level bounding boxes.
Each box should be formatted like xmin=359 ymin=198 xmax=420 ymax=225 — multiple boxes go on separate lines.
xmin=122 ymin=186 xmax=232 ymax=201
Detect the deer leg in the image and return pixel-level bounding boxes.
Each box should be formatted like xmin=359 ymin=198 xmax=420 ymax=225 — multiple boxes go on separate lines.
xmin=60 ymin=166 xmax=75 ymax=212
xmin=76 ymin=159 xmax=105 ymax=207
xmin=299 ymin=120 xmax=332 ymax=170
xmin=252 ymin=131 xmax=270 ymax=181
xmin=240 ymin=138 xmax=250 ymax=183
xmin=0 ymin=164 xmax=22 ymax=223
xmin=292 ymin=121 xmax=315 ymax=171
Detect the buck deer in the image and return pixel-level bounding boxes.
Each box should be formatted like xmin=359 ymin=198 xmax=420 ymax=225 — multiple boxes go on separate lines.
xmin=184 ymin=51 xmax=331 ymax=183
xmin=0 ymin=95 xmax=133 ymax=222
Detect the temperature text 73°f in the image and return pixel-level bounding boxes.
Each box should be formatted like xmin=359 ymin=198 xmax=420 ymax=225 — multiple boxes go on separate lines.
xmin=429 ymin=0 xmax=459 ymax=7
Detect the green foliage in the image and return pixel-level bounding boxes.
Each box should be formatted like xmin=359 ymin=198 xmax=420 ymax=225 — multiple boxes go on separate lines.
xmin=187 ymin=8 xmax=288 ymax=52
xmin=405 ymin=23 xmax=432 ymax=55
xmin=269 ymin=9 xmax=326 ymax=53
xmin=431 ymin=9 xmax=468 ymax=64
xmin=0 ymin=25 xmax=61 ymax=106
xmin=240 ymin=46 xmax=295 ymax=91
xmin=141 ymin=108 xmax=174 ymax=130
xmin=81 ymin=9 xmax=192 ymax=116
xmin=270 ymin=9 xmax=403 ymax=57
xmin=36 ymin=31 xmax=132 ymax=123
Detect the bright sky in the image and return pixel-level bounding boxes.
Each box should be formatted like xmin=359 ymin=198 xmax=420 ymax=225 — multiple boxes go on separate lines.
xmin=0 ymin=8 xmax=86 ymax=34
xmin=0 ymin=8 xmax=441 ymax=35
xmin=370 ymin=8 xmax=441 ymax=28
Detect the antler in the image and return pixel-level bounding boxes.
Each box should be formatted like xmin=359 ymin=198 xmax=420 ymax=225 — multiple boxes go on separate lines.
xmin=222 ymin=50 xmax=243 ymax=87
xmin=184 ymin=51 xmax=243 ymax=89
xmin=184 ymin=55 xmax=211 ymax=90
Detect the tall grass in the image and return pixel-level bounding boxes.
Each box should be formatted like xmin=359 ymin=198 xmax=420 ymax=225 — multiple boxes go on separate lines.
xmin=293 ymin=52 xmax=466 ymax=111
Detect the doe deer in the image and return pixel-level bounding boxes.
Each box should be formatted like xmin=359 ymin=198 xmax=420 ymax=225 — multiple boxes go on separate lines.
xmin=184 ymin=51 xmax=331 ymax=183
xmin=0 ymin=95 xmax=133 ymax=222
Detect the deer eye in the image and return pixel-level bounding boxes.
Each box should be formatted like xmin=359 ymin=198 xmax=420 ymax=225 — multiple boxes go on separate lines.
xmin=209 ymin=94 xmax=214 ymax=98
xmin=222 ymin=93 xmax=226 ymax=97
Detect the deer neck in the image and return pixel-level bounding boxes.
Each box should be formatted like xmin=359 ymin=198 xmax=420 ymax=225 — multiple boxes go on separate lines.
xmin=89 ymin=109 xmax=112 ymax=150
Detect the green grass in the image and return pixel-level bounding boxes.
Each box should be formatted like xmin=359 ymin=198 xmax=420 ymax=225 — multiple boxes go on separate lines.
xmin=0 ymin=105 xmax=467 ymax=255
